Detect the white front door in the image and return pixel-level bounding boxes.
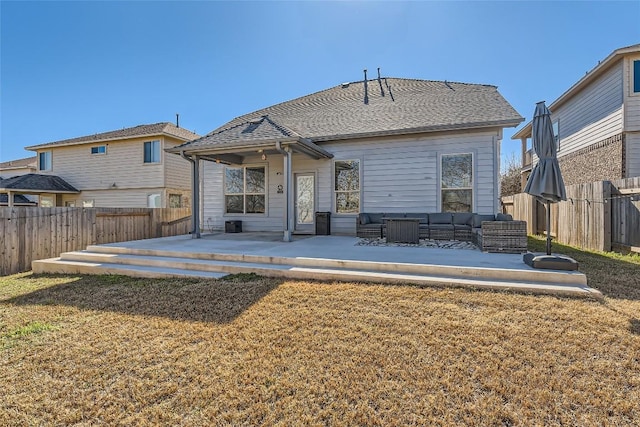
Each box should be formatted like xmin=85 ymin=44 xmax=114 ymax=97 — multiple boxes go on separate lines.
xmin=294 ymin=173 xmax=315 ymax=233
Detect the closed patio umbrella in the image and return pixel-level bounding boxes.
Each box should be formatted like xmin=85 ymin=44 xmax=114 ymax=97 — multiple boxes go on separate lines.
xmin=524 ymin=101 xmax=566 ymax=255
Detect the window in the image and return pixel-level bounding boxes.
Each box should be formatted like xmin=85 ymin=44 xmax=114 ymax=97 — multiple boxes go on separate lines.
xmin=65 ymin=201 xmax=76 ymax=207
xmin=334 ymin=160 xmax=360 ymax=214
xmin=147 ymin=193 xmax=161 ymax=208
xmin=552 ymin=120 xmax=560 ymax=150
xmin=143 ymin=140 xmax=161 ymax=163
xmin=91 ymin=145 xmax=106 ymax=155
xmin=82 ymin=200 xmax=94 ymax=207
xmin=634 ymin=60 xmax=640 ymax=93
xmin=441 ymin=153 xmax=473 ymax=213
xmin=224 ymin=166 xmax=266 ymax=214
xmin=169 ymin=194 xmax=182 ymax=208
xmin=39 ymin=195 xmax=54 ymax=207
xmin=38 ymin=151 xmax=52 ymax=171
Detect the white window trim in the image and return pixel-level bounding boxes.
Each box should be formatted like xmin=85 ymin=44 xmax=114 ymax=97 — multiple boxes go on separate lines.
xmin=91 ymin=145 xmax=107 ymax=155
xmin=82 ymin=199 xmax=95 ymax=208
xmin=439 ymin=152 xmax=474 ymax=213
xmin=38 ymin=151 xmax=52 ymax=171
xmin=632 ymin=57 xmax=640 ymax=95
xmin=332 ymin=158 xmax=362 ymax=215
xmin=143 ymin=140 xmax=162 ymax=164
xmin=223 ymin=164 xmax=268 ymax=216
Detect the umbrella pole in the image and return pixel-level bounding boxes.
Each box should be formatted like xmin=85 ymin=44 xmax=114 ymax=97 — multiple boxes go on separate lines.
xmin=546 ymin=200 xmax=552 ymax=255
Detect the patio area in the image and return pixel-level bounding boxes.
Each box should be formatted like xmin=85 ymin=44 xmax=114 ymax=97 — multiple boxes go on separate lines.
xmin=32 ymin=232 xmax=602 ymax=298
xmin=32 ymin=232 xmax=599 ymax=299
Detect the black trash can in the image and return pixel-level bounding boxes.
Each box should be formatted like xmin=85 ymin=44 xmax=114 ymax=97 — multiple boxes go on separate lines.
xmin=225 ymin=220 xmax=242 ymax=233
xmin=315 ymin=212 xmax=331 ymax=235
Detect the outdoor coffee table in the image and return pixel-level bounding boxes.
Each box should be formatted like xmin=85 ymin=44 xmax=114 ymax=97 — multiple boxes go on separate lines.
xmin=383 ymin=217 xmax=420 ymax=244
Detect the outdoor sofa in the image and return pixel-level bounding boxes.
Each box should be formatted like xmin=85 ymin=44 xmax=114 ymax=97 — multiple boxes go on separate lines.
xmin=356 ymin=212 xmax=527 ymax=253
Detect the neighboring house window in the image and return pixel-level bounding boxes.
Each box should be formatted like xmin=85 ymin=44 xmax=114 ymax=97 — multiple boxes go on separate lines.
xmin=39 ymin=195 xmax=54 ymax=207
xmin=38 ymin=151 xmax=52 ymax=171
xmin=65 ymin=201 xmax=76 ymax=207
xmin=143 ymin=140 xmax=161 ymax=163
xmin=147 ymin=193 xmax=162 ymax=208
xmin=224 ymin=166 xmax=266 ymax=214
xmin=82 ymin=200 xmax=95 ymax=207
xmin=169 ymin=193 xmax=182 ymax=208
xmin=441 ymin=153 xmax=473 ymax=213
xmin=552 ymin=119 xmax=560 ymax=150
xmin=91 ymin=145 xmax=107 ymax=155
xmin=634 ymin=60 xmax=640 ymax=93
xmin=334 ymin=160 xmax=360 ymax=214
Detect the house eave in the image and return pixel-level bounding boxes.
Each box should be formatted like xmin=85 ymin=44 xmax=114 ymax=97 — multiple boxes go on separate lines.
xmin=167 ymin=137 xmax=334 ymax=160
xmin=26 ymin=131 xmax=196 ymax=151
xmin=0 ymin=187 xmax=79 ymax=194
xmin=308 ymin=119 xmax=524 ymax=143
xmin=512 ymin=44 xmax=640 ymax=140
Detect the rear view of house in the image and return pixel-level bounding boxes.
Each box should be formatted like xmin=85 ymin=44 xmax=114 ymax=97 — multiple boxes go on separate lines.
xmin=514 ymin=43 xmax=640 ymax=187
xmin=169 ymin=73 xmax=523 ymax=239
xmin=24 ymin=123 xmax=200 ymax=208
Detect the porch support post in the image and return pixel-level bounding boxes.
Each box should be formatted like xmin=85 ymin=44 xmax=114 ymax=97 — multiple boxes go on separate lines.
xmin=181 ymin=150 xmax=201 ymax=239
xmin=192 ymin=155 xmax=201 ymax=238
xmin=7 ymin=191 xmax=13 ymax=207
xmin=282 ymin=145 xmax=293 ymax=242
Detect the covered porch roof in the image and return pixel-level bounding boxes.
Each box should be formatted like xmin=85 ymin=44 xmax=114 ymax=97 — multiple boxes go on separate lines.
xmin=166 ymin=115 xmax=333 ymax=164
xmin=0 ymin=174 xmax=79 ymax=207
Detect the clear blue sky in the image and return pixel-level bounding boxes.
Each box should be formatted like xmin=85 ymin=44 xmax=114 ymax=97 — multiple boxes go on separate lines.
xmin=1 ymin=1 xmax=639 ymax=168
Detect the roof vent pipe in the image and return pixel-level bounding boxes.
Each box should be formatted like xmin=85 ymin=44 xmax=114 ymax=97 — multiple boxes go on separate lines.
xmin=363 ymin=69 xmax=369 ymax=105
xmin=377 ymin=67 xmax=385 ymax=97
xmin=176 ymin=113 xmax=180 ymax=128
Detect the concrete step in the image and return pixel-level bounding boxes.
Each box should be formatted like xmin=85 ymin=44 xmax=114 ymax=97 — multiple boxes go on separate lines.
xmin=83 ymin=245 xmax=587 ymax=286
xmin=32 ymin=258 xmax=227 ymax=280
xmin=31 ymin=248 xmax=601 ymax=299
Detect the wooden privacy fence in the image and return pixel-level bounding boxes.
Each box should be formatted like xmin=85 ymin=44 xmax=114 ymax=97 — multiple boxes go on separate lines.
xmin=1 ymin=207 xmax=191 ymax=276
xmin=502 ymin=177 xmax=640 ymax=253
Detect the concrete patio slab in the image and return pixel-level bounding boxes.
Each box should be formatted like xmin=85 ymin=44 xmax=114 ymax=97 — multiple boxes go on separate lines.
xmin=32 ymin=233 xmax=601 ymax=299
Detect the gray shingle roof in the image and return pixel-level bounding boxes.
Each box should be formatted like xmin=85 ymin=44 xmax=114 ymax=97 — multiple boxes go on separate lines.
xmin=175 ymin=77 xmax=523 ymax=152
xmin=26 ymin=123 xmax=200 ymax=150
xmin=0 ymin=174 xmax=79 ymax=193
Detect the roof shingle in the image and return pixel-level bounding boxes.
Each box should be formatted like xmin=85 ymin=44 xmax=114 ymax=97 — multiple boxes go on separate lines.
xmin=0 ymin=174 xmax=79 ymax=193
xmin=175 ymin=77 xmax=523 ymax=152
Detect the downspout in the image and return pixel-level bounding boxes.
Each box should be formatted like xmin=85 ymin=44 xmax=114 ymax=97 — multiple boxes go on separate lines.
xmin=275 ymin=142 xmax=293 ymax=242
xmin=180 ymin=151 xmax=201 ymax=238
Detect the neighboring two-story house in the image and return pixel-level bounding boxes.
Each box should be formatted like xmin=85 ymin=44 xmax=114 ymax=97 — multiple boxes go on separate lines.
xmin=0 ymin=156 xmax=37 ymax=179
xmin=23 ymin=122 xmax=200 ymax=207
xmin=513 ymin=43 xmax=640 ymax=188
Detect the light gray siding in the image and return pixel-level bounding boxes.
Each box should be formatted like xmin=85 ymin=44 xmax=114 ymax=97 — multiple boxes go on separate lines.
xmin=164 ymin=137 xmax=192 ymax=190
xmin=627 ymin=132 xmax=640 ymax=178
xmin=201 ymin=129 xmax=501 ymax=235
xmin=553 ymin=60 xmax=624 ymax=158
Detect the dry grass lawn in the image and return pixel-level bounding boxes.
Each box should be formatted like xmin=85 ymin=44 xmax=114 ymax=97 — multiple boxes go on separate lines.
xmin=1 ymin=237 xmax=639 ymax=426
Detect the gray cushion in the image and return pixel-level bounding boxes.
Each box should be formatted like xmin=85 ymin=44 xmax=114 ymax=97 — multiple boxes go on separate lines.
xmin=429 ymin=213 xmax=453 ymax=224
xmin=368 ymin=213 xmax=384 ymax=224
xmin=496 ymin=213 xmax=513 ymax=221
xmin=406 ymin=213 xmax=429 ymax=224
xmin=359 ymin=213 xmax=370 ymax=225
xmin=384 ymin=213 xmax=406 ymax=219
xmin=453 ymin=224 xmax=472 ymax=230
xmin=453 ymin=212 xmax=474 ymax=225
xmin=472 ymin=214 xmax=495 ymax=228
xmin=429 ymin=223 xmax=454 ymax=230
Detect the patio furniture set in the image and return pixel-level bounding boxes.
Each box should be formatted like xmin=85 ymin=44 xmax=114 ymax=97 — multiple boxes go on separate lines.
xmin=356 ymin=212 xmax=527 ymax=253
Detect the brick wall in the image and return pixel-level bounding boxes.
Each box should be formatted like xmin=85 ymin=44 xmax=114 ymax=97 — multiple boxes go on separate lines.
xmin=558 ymin=134 xmax=624 ymax=186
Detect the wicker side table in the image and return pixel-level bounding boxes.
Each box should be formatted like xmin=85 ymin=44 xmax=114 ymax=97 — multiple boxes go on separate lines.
xmin=480 ymin=221 xmax=527 ymax=253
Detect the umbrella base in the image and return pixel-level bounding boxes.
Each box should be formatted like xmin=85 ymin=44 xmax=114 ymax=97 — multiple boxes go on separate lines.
xmin=523 ymin=253 xmax=579 ymax=271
